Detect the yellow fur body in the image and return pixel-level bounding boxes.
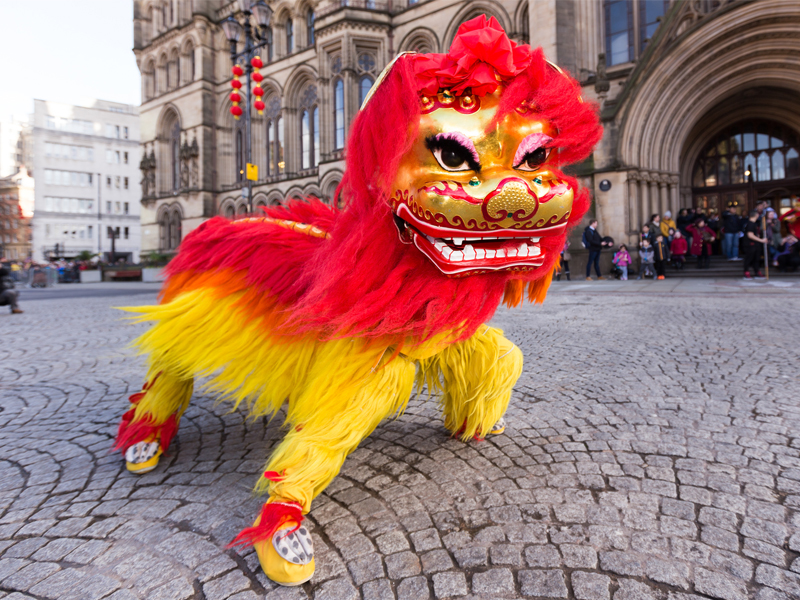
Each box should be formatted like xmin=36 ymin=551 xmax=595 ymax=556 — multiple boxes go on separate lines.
xmin=124 ymin=286 xmax=523 ymax=513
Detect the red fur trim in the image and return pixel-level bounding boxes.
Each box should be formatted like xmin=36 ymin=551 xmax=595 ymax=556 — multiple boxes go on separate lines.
xmin=263 ymin=471 xmax=285 ymax=482
xmin=228 ymin=501 xmax=304 ymax=548
xmin=113 ymin=411 xmax=179 ymax=453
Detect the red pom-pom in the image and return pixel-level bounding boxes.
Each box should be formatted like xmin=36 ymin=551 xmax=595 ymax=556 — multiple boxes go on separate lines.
xmin=230 ymin=105 xmax=243 ymax=117
xmin=254 ymin=100 xmax=265 ymax=111
xmin=251 ymin=57 xmax=263 ymax=68
xmin=232 ymin=65 xmax=244 ymax=76
xmin=231 ymin=79 xmax=242 ymax=89
xmin=230 ymin=92 xmax=241 ymax=103
xmin=252 ymin=72 xmax=263 ymax=82
xmin=253 ymin=86 xmax=264 ymax=97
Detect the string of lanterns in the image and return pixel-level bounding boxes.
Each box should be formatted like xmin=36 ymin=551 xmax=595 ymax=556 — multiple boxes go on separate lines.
xmin=230 ymin=65 xmax=244 ymax=120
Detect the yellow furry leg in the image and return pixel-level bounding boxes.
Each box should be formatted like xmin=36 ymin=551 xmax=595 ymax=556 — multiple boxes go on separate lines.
xmin=116 ymin=365 xmax=194 ymax=468
xmin=418 ymin=325 xmax=523 ymax=441
xmin=257 ymin=350 xmax=416 ymax=511
xmin=130 ymin=365 xmax=194 ymax=425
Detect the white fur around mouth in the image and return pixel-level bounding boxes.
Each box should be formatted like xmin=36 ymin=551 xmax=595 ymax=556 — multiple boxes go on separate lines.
xmin=422 ymin=233 xmax=542 ymax=262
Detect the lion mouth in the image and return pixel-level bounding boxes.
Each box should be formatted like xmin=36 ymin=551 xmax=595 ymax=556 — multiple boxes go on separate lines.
xmin=420 ymin=233 xmax=542 ymax=261
xmin=394 ymin=211 xmax=550 ymax=275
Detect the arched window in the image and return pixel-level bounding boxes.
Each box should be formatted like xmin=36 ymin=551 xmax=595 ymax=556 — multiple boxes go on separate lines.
xmin=224 ymin=204 xmax=235 ymax=219
xmin=158 ymin=211 xmax=168 ymax=250
xmin=604 ymin=0 xmax=632 ymax=66
xmin=301 ymin=110 xmax=310 ymax=169
xmin=693 ymin=121 xmax=799 ymax=188
xmin=334 ymin=79 xmax=344 ymax=149
xmin=307 ymin=9 xmax=315 ymax=46
xmin=265 ymin=26 xmax=273 ymax=62
xmin=358 ymin=76 xmax=374 ymax=107
xmin=190 ymin=45 xmax=195 ymax=80
xmin=144 ymin=62 xmax=155 ymax=99
xmin=691 ymin=120 xmax=800 ymax=216
xmin=170 ymin=121 xmax=181 ymax=191
xmin=286 ymin=19 xmax=293 ymax=54
xmin=168 ymin=210 xmax=181 ymax=249
xmin=235 ymin=129 xmax=244 ymax=183
xmin=175 ymin=53 xmax=181 ymax=87
xmin=299 ymin=85 xmax=318 ymax=169
xmin=265 ymin=97 xmax=283 ymax=176
xmin=161 ymin=3 xmax=168 ymax=30
xmin=313 ymin=106 xmax=319 ymax=167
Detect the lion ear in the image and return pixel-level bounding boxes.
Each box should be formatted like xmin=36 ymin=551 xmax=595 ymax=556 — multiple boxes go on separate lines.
xmin=360 ymin=51 xmax=417 ymax=111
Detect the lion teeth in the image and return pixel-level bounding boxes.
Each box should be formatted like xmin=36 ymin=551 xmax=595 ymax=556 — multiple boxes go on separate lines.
xmin=417 ymin=230 xmax=544 ymax=262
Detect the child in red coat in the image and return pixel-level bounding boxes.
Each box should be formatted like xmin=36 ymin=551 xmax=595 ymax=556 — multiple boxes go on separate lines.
xmin=670 ymin=230 xmax=688 ymax=269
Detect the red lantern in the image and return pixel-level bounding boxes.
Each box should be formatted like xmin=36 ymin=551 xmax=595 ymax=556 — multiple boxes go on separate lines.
xmin=231 ymin=79 xmax=242 ymax=89
xmin=232 ymin=65 xmax=244 ymax=76
xmin=251 ymin=57 xmax=263 ymax=69
xmin=253 ymin=86 xmax=264 ymax=97
xmin=252 ymin=72 xmax=263 ymax=83
xmin=230 ymin=105 xmax=243 ymax=117
xmin=254 ymin=100 xmax=265 ymax=111
xmin=230 ymin=92 xmax=241 ymax=103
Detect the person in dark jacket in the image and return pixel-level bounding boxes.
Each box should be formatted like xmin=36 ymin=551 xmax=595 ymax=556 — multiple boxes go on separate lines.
xmin=721 ymin=208 xmax=741 ymax=260
xmin=0 ymin=265 xmax=23 ymax=314
xmin=583 ymin=220 xmax=611 ymax=280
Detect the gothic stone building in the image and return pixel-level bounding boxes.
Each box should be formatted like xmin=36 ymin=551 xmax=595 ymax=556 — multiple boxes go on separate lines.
xmin=133 ymin=0 xmax=800 ymax=254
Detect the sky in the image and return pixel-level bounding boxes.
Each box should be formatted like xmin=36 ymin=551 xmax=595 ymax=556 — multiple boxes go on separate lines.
xmin=0 ymin=0 xmax=141 ymax=122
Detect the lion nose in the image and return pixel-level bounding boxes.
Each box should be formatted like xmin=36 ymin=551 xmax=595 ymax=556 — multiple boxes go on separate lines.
xmin=484 ymin=178 xmax=537 ymax=221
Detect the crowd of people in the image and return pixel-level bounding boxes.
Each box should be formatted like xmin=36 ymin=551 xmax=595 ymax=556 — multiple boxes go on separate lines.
xmin=555 ymin=200 xmax=800 ymax=282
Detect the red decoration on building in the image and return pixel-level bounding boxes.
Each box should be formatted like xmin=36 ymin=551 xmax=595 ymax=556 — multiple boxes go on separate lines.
xmin=252 ymin=55 xmax=265 ymax=115
xmin=230 ymin=64 xmax=244 ymax=120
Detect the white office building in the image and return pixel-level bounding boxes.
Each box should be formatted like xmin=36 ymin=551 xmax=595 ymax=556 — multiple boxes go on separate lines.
xmin=31 ymin=99 xmax=141 ymax=262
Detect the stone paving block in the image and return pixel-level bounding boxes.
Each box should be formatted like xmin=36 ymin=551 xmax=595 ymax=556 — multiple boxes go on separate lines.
xmin=472 ymin=568 xmax=515 ymax=595
xmin=432 ymin=571 xmax=467 ymax=598
xmin=314 ymin=577 xmax=358 ymax=600
xmin=397 ymin=575 xmax=430 ymax=600
xmin=519 ymin=569 xmax=568 ymax=598
xmin=572 ymin=571 xmax=610 ymax=600
xmin=385 ymin=551 xmax=421 ymax=579
xmin=362 ymin=578 xmax=394 ymax=600
xmin=421 ymin=549 xmax=454 ymax=574
xmin=694 ymin=567 xmax=749 ymax=600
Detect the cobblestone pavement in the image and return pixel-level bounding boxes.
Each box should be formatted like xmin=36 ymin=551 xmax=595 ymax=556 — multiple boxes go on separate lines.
xmin=1 ymin=281 xmax=799 ymax=600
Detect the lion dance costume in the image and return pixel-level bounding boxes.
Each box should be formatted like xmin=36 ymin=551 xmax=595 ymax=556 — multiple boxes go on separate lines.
xmin=114 ymin=17 xmax=601 ymax=586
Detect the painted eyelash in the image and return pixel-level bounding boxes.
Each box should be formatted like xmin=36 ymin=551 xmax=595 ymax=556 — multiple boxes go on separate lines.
xmin=429 ymin=132 xmax=480 ymax=165
xmin=513 ymin=133 xmax=553 ymax=167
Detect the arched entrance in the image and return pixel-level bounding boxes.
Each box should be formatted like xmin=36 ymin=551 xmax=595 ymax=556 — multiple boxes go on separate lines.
xmin=690 ymin=119 xmax=800 ymax=218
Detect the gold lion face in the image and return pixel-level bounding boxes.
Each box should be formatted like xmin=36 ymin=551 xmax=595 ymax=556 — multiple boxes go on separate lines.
xmin=391 ymin=88 xmax=575 ymax=276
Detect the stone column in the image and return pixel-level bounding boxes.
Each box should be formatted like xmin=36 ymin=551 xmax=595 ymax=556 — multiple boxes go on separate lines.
xmin=627 ymin=173 xmax=639 ymax=241
xmin=659 ymin=180 xmax=668 ymax=216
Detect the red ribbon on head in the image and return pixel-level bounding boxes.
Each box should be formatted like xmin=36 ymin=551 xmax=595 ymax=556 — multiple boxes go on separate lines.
xmin=412 ymin=15 xmax=532 ymax=96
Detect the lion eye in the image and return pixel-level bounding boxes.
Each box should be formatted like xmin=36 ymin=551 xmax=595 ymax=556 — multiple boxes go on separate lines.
xmin=426 ymin=134 xmax=481 ymax=172
xmin=515 ymin=147 xmax=550 ymax=171
xmin=434 ymin=145 xmax=471 ymax=171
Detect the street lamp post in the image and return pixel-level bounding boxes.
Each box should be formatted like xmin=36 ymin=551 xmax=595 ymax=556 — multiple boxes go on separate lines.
xmin=222 ymin=0 xmax=273 ymax=214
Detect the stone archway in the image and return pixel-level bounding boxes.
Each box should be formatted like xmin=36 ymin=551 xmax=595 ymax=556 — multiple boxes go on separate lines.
xmin=611 ymin=0 xmax=800 ymax=241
